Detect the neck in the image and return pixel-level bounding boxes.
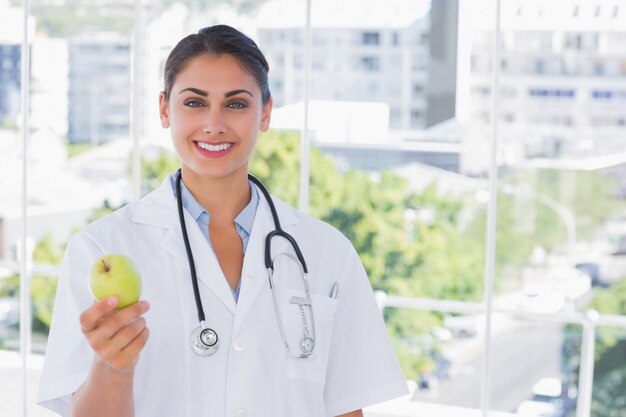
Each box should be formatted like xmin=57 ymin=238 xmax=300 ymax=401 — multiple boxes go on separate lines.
xmin=180 ymin=166 xmax=251 ymax=222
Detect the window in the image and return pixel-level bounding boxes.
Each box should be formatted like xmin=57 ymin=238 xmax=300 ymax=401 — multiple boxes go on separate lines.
xmin=528 ymin=88 xmax=576 ymax=98
xmin=293 ymin=53 xmax=303 ymax=69
xmin=360 ymin=56 xmax=380 ymax=71
xmin=362 ymin=31 xmax=380 ymax=45
xmin=392 ymin=32 xmax=399 ymax=46
xmin=5 ymin=2 xmax=626 ymax=417
xmin=410 ymin=108 xmax=422 ymax=123
xmin=594 ymin=62 xmax=605 ymax=75
xmin=592 ymin=90 xmax=613 ymax=100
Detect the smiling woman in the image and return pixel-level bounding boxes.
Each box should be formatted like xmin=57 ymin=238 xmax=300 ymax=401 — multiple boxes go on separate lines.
xmin=36 ymin=24 xmax=407 ymax=417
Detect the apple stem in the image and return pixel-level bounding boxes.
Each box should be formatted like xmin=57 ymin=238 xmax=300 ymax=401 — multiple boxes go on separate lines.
xmin=101 ymin=259 xmax=110 ymax=273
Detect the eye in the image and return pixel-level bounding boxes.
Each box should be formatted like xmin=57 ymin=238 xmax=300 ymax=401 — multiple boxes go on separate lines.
xmin=227 ymin=101 xmax=247 ymax=110
xmin=184 ymin=99 xmax=204 ymax=108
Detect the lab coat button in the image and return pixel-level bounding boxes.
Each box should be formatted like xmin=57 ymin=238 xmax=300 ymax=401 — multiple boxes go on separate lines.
xmin=233 ymin=337 xmax=247 ymax=352
xmin=236 ymin=409 xmax=248 ymax=417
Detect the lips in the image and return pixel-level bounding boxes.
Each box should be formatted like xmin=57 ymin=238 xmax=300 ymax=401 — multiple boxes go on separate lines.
xmin=195 ymin=141 xmax=233 ymax=152
xmin=193 ymin=140 xmax=235 ymax=158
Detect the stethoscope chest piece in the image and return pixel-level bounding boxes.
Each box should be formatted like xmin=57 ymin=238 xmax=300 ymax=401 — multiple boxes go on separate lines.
xmin=190 ymin=322 xmax=219 ymax=356
xmin=300 ymin=337 xmax=314 ymax=356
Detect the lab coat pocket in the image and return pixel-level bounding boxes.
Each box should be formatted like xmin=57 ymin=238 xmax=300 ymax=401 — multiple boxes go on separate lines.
xmin=280 ymin=291 xmax=338 ymax=384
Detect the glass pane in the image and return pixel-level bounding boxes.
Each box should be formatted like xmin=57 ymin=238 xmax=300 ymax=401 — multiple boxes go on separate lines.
xmin=282 ymin=0 xmax=486 ymax=404
xmin=0 ymin=2 xmax=25 ymax=350
xmin=412 ymin=315 xmax=581 ymax=416
xmin=302 ymin=0 xmax=486 ymax=297
xmin=478 ymin=3 xmax=626 ymax=304
xmin=481 ymin=0 xmax=626 ymax=416
xmin=0 ymin=1 xmax=26 ymax=415
xmin=1 ymin=0 xmax=136 ymax=415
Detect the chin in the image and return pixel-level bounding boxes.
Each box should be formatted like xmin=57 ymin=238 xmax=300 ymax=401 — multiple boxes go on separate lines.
xmin=186 ymin=164 xmax=247 ymax=180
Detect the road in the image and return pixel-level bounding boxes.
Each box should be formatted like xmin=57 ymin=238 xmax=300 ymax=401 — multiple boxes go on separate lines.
xmin=412 ymin=320 xmax=564 ymax=412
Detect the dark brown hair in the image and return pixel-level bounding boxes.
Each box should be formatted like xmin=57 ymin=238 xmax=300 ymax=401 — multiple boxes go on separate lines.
xmin=162 ymin=24 xmax=271 ymax=104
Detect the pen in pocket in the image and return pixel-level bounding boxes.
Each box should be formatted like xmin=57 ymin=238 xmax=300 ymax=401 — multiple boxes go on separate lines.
xmin=329 ymin=282 xmax=339 ymax=299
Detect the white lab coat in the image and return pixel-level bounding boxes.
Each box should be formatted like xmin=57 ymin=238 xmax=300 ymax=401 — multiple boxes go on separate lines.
xmin=37 ymin=175 xmax=408 ymax=417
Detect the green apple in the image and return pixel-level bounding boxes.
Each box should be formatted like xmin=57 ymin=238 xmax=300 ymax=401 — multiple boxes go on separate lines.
xmin=89 ymin=254 xmax=142 ymax=309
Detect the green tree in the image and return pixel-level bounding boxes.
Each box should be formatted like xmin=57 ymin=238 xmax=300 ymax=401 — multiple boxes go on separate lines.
xmin=565 ymin=277 xmax=626 ymax=416
xmin=31 ymin=233 xmax=66 ymax=331
xmin=141 ymin=150 xmax=181 ymax=194
xmin=535 ymin=169 xmax=622 ymax=241
xmin=467 ymin=169 xmax=624 ymax=286
xmin=593 ymin=279 xmax=626 ymax=352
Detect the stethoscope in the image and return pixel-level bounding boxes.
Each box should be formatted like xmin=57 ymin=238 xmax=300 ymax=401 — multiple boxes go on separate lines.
xmin=175 ymin=169 xmax=316 ymax=358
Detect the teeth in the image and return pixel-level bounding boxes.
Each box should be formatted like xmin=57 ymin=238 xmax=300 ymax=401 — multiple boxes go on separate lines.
xmin=197 ymin=142 xmax=232 ymax=152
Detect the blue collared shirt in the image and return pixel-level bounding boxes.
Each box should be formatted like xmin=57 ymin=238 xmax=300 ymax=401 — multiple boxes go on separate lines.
xmin=170 ymin=174 xmax=259 ymax=302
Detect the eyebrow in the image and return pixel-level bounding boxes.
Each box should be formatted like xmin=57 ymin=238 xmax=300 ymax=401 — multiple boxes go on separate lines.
xmin=178 ymin=87 xmax=254 ymax=98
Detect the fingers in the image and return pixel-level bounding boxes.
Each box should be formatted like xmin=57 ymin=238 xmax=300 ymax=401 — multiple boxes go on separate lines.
xmin=102 ymin=326 xmax=151 ymax=372
xmin=79 ymin=297 xmax=119 ymax=333
xmin=115 ymin=327 xmax=150 ymax=370
xmin=80 ymin=299 xmax=151 ymax=372
xmin=92 ymin=301 xmax=150 ymax=343
xmin=98 ymin=316 xmax=147 ymax=361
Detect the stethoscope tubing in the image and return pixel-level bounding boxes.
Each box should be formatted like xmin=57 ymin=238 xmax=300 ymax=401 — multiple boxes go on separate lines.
xmin=176 ymin=170 xmax=206 ymax=323
xmin=175 ymin=168 xmax=309 ymax=334
xmin=247 ymin=174 xmax=308 ymax=274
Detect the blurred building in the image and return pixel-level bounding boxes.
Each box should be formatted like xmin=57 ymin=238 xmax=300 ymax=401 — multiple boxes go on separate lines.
xmin=464 ymin=0 xmax=626 ymax=166
xmin=31 ymin=39 xmax=69 ymax=136
xmin=0 ymin=44 xmax=20 ymax=123
xmin=256 ymin=0 xmax=458 ymax=131
xmin=271 ymin=100 xmax=461 ymax=172
xmin=0 ymin=1 xmax=35 ymax=125
xmin=68 ymin=32 xmax=131 ymax=144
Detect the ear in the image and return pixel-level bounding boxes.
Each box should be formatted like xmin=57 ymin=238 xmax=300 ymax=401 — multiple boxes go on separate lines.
xmin=159 ymin=92 xmax=170 ymax=129
xmin=259 ymin=97 xmax=273 ymax=133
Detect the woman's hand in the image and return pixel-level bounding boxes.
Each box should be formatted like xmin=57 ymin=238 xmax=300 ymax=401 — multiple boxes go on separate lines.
xmin=71 ymin=298 xmax=149 ymax=417
xmin=79 ymin=297 xmax=151 ymax=373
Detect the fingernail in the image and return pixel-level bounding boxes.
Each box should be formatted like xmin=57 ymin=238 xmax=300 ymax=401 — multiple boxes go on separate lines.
xmin=140 ymin=300 xmax=150 ymax=311
xmin=107 ymin=297 xmax=118 ymax=306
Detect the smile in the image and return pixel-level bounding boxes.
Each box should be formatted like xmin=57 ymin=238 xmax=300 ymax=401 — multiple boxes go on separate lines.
xmin=196 ymin=142 xmax=233 ymax=152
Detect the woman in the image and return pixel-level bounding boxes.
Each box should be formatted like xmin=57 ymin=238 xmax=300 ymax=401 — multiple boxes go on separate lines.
xmin=38 ymin=25 xmax=407 ymax=417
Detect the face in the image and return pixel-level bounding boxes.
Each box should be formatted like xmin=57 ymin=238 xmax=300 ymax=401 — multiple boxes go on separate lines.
xmin=159 ymin=53 xmax=272 ymax=182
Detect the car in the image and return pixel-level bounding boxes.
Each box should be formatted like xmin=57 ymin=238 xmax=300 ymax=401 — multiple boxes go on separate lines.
xmin=516 ymin=377 xmax=574 ymax=417
xmin=530 ymin=377 xmax=563 ymax=403
xmin=516 ymin=400 xmax=560 ymax=417
xmin=443 ymin=314 xmax=484 ymax=338
xmin=574 ymin=262 xmax=601 ymax=286
xmin=519 ymin=285 xmax=566 ymax=314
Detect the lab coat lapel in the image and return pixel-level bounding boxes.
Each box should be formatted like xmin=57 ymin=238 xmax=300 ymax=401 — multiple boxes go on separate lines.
xmin=133 ymin=178 xmax=188 ymax=266
xmin=132 ymin=177 xmax=236 ymax=315
xmin=233 ymin=194 xmax=299 ymax=334
xmin=180 ymin=210 xmax=237 ymax=314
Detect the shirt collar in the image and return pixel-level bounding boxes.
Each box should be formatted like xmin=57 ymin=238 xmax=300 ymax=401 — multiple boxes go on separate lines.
xmin=235 ymin=183 xmax=259 ymax=236
xmin=170 ymin=174 xmax=259 ymax=234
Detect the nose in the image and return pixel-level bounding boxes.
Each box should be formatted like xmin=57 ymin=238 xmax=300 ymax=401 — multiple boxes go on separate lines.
xmin=203 ymin=107 xmax=227 ymax=136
